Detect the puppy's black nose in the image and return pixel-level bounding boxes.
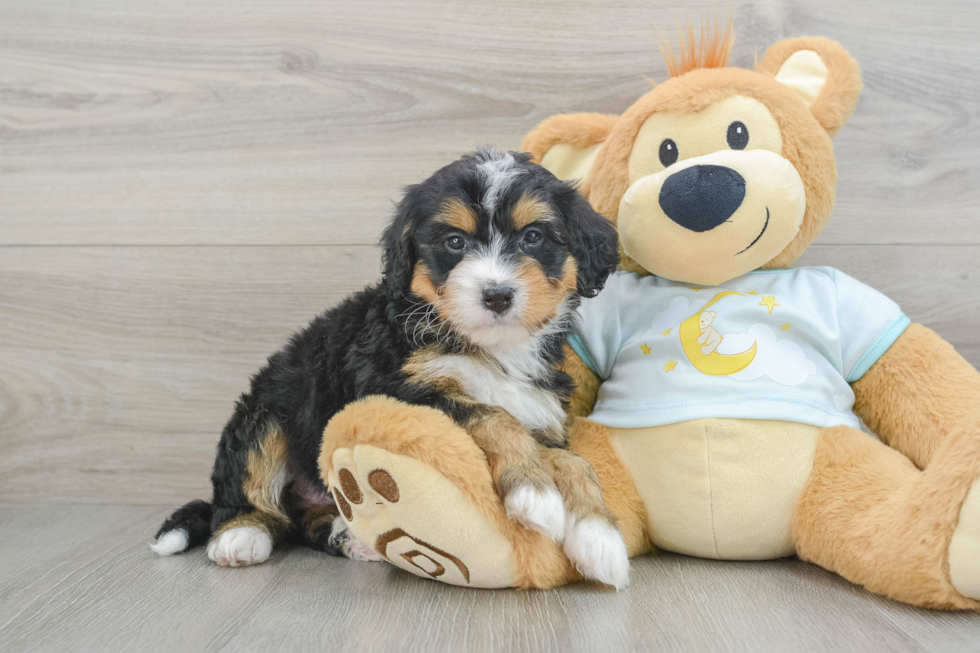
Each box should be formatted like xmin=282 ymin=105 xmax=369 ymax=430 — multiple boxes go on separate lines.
xmin=659 ymin=165 xmax=746 ymax=232
xmin=482 ymin=286 xmax=515 ymax=314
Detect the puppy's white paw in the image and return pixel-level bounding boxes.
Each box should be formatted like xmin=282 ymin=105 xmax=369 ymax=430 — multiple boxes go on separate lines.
xmin=328 ymin=516 xmax=384 ymax=562
xmin=563 ymin=517 xmax=630 ymax=590
xmin=504 ymin=485 xmax=565 ymax=542
xmin=150 ymin=528 xmax=189 ymax=556
xmin=206 ymin=527 xmax=273 ymax=567
xmin=344 ymin=537 xmax=385 ymax=562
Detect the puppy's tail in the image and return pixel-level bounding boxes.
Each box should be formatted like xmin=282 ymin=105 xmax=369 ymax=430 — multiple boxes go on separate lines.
xmin=150 ymin=500 xmax=213 ymax=555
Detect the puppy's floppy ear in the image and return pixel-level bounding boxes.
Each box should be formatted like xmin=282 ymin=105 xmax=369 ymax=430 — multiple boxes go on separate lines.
xmin=555 ymin=182 xmax=619 ymax=298
xmin=380 ymin=185 xmax=421 ymax=299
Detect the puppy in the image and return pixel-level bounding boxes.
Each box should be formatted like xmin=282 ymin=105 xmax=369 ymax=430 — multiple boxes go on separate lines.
xmin=151 ymin=148 xmax=628 ymax=587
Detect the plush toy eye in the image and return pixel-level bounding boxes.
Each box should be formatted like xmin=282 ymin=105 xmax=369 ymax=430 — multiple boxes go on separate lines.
xmin=522 ymin=227 xmax=544 ymax=247
xmin=659 ymin=139 xmax=679 ymax=167
xmin=727 ymin=121 xmax=749 ymax=150
xmin=445 ymin=235 xmax=466 ymax=251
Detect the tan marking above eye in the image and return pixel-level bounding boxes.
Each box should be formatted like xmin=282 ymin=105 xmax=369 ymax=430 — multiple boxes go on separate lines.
xmin=368 ymin=468 xmax=400 ymax=503
xmin=338 ymin=468 xmax=363 ymax=504
xmin=511 ymin=193 xmax=555 ymax=230
xmin=434 ymin=198 xmax=477 ymax=233
xmin=629 ymin=95 xmax=784 ymax=184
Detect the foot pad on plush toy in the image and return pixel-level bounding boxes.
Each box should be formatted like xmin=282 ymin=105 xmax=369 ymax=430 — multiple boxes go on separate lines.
xmin=327 ymin=444 xmax=519 ymax=588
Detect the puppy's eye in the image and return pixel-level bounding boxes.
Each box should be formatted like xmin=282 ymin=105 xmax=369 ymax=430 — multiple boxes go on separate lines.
xmin=445 ymin=235 xmax=466 ymax=251
xmin=727 ymin=121 xmax=749 ymax=150
xmin=659 ymin=139 xmax=678 ymax=167
xmin=522 ymin=227 xmax=544 ymax=247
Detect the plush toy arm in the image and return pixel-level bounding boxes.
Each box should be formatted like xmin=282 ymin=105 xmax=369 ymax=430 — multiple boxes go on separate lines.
xmin=852 ymin=324 xmax=980 ymax=468
xmin=561 ymin=344 xmax=601 ymax=418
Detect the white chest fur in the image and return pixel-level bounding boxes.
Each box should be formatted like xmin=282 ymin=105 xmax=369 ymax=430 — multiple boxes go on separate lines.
xmin=416 ymin=351 xmax=566 ymax=431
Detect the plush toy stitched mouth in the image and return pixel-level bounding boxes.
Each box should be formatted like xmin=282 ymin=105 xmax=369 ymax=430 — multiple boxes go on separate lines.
xmin=736 ymin=207 xmax=770 ymax=255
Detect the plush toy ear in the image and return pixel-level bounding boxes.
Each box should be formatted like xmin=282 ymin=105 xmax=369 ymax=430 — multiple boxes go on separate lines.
xmin=521 ymin=113 xmax=619 ymax=191
xmin=756 ymin=37 xmax=862 ymax=137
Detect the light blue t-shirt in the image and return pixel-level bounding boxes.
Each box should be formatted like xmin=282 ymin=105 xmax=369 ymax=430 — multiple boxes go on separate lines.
xmin=569 ymin=268 xmax=910 ymax=430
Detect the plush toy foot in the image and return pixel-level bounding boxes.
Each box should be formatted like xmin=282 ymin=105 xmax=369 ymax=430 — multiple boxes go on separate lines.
xmin=795 ymin=414 xmax=980 ymax=610
xmin=327 ymin=444 xmax=518 ymax=587
xmin=319 ymin=396 xmax=578 ymax=589
xmin=944 ymin=410 xmax=980 ymax=601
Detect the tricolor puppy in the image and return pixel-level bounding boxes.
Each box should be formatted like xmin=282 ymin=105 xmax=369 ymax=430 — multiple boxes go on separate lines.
xmin=151 ymin=149 xmax=629 ymax=587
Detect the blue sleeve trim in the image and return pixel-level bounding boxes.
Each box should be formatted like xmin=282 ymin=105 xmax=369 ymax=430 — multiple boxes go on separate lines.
xmin=567 ymin=333 xmax=601 ymax=378
xmin=846 ymin=314 xmax=911 ymax=383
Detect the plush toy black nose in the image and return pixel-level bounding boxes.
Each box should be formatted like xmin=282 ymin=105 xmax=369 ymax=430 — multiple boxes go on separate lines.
xmin=659 ymin=165 xmax=746 ymax=232
xmin=482 ymin=286 xmax=515 ymax=314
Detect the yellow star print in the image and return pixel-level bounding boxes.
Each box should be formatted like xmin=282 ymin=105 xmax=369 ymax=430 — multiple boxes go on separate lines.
xmin=662 ymin=328 xmax=671 ymax=336
xmin=689 ymin=287 xmax=701 ymax=292
xmin=640 ymin=343 xmax=651 ymax=355
xmin=781 ymin=323 xmax=792 ymax=331
xmin=663 ymin=359 xmax=677 ymax=372
xmin=745 ymin=290 xmax=760 ymax=295
xmin=759 ymin=295 xmax=780 ymax=314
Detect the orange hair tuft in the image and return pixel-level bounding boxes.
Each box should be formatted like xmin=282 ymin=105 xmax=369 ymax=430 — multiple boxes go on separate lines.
xmin=658 ymin=15 xmax=735 ymax=78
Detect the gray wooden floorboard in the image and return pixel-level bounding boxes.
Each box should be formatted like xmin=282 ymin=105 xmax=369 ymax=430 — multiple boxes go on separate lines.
xmin=1 ymin=504 xmax=980 ymax=653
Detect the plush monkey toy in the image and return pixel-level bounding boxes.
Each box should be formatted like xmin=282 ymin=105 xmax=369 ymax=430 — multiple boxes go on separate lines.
xmin=320 ymin=29 xmax=980 ymax=609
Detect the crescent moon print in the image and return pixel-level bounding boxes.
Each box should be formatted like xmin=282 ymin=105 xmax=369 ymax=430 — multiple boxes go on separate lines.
xmin=679 ymin=291 xmax=758 ymax=376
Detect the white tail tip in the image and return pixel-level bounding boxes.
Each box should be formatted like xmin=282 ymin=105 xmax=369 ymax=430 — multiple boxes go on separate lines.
xmin=150 ymin=528 xmax=189 ymax=556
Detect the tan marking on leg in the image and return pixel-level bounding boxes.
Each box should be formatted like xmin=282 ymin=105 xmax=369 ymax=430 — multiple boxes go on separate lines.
xmin=243 ymin=427 xmax=291 ymax=524
xmin=542 ymin=447 xmax=615 ymax=525
xmin=466 ymin=406 xmax=554 ymax=498
xmin=561 ymin=344 xmax=601 ymax=418
xmin=511 ymin=193 xmax=556 ymax=229
xmin=434 ymin=198 xmax=477 ymax=233
xmin=213 ymin=511 xmax=289 ymax=542
xmin=568 ymin=418 xmax=652 ymax=557
xmin=301 ymin=504 xmax=340 ymax=542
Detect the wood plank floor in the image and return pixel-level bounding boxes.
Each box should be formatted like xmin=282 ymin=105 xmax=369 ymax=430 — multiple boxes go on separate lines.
xmin=2 ymin=504 xmax=980 ymax=653
xmin=3 ymin=0 xmax=980 ymax=649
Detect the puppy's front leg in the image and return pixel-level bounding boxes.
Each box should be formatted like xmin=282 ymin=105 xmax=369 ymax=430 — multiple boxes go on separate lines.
xmin=464 ymin=405 xmax=565 ymax=542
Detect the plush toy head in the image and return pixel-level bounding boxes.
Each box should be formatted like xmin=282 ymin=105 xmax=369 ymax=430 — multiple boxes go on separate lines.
xmin=523 ymin=25 xmax=862 ymax=286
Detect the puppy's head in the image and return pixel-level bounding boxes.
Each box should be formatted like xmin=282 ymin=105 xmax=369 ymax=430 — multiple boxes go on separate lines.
xmin=382 ymin=148 xmax=618 ymax=346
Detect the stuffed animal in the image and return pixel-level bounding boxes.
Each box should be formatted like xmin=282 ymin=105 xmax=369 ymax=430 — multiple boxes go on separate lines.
xmin=319 ymin=27 xmax=980 ymax=609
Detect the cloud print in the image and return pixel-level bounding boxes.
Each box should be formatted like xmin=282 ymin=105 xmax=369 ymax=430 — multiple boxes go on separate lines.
xmin=718 ymin=323 xmax=816 ymax=386
xmin=650 ymin=296 xmax=707 ymax=334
